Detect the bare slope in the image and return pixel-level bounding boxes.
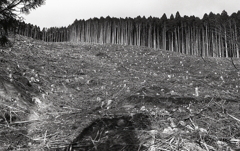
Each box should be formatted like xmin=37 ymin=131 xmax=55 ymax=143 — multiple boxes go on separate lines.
xmin=0 ymin=35 xmax=240 ymax=150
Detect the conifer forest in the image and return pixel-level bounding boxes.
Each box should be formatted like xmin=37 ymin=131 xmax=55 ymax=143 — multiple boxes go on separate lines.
xmin=11 ymin=10 xmax=240 ymax=58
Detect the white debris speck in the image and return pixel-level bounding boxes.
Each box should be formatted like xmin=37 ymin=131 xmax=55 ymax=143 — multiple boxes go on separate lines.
xmin=97 ymin=97 xmax=102 ymax=102
xmin=140 ymin=106 xmax=146 ymax=111
xmin=107 ymin=99 xmax=113 ymax=106
xmin=32 ymin=97 xmax=41 ymax=104
xmin=195 ymin=87 xmax=199 ymax=97
xmin=162 ymin=127 xmax=174 ymax=135
xmin=179 ymin=121 xmax=186 ymax=126
xmin=220 ymin=75 xmax=224 ymax=81
xmin=199 ymin=128 xmax=208 ymax=134
xmin=186 ymin=125 xmax=194 ymax=130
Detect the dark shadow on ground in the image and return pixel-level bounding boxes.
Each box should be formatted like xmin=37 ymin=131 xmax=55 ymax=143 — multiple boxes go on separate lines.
xmin=63 ymin=113 xmax=150 ymax=151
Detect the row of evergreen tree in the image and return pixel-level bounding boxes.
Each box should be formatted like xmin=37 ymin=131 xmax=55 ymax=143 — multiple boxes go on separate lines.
xmin=14 ymin=10 xmax=240 ymax=58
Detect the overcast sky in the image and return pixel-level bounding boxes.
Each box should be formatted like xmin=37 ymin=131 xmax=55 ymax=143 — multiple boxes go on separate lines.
xmin=21 ymin=0 xmax=240 ymax=29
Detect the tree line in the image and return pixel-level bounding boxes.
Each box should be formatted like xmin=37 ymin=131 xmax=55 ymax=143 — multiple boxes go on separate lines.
xmin=13 ymin=22 xmax=69 ymax=42
xmin=66 ymin=10 xmax=240 ymax=58
xmin=4 ymin=10 xmax=240 ymax=58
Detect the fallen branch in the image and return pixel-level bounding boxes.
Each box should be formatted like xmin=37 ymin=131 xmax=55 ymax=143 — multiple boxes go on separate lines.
xmin=227 ymin=113 xmax=240 ymax=122
xmin=9 ymin=119 xmax=40 ymax=125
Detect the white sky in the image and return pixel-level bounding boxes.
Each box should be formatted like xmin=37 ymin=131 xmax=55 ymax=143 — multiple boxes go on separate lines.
xmin=21 ymin=0 xmax=240 ymax=29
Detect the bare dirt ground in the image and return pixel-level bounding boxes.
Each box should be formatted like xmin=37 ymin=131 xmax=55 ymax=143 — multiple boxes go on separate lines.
xmin=0 ymin=35 xmax=240 ymax=151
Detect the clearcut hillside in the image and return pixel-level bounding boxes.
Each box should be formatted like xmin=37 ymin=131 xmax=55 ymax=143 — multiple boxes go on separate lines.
xmin=0 ymin=35 xmax=240 ymax=151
